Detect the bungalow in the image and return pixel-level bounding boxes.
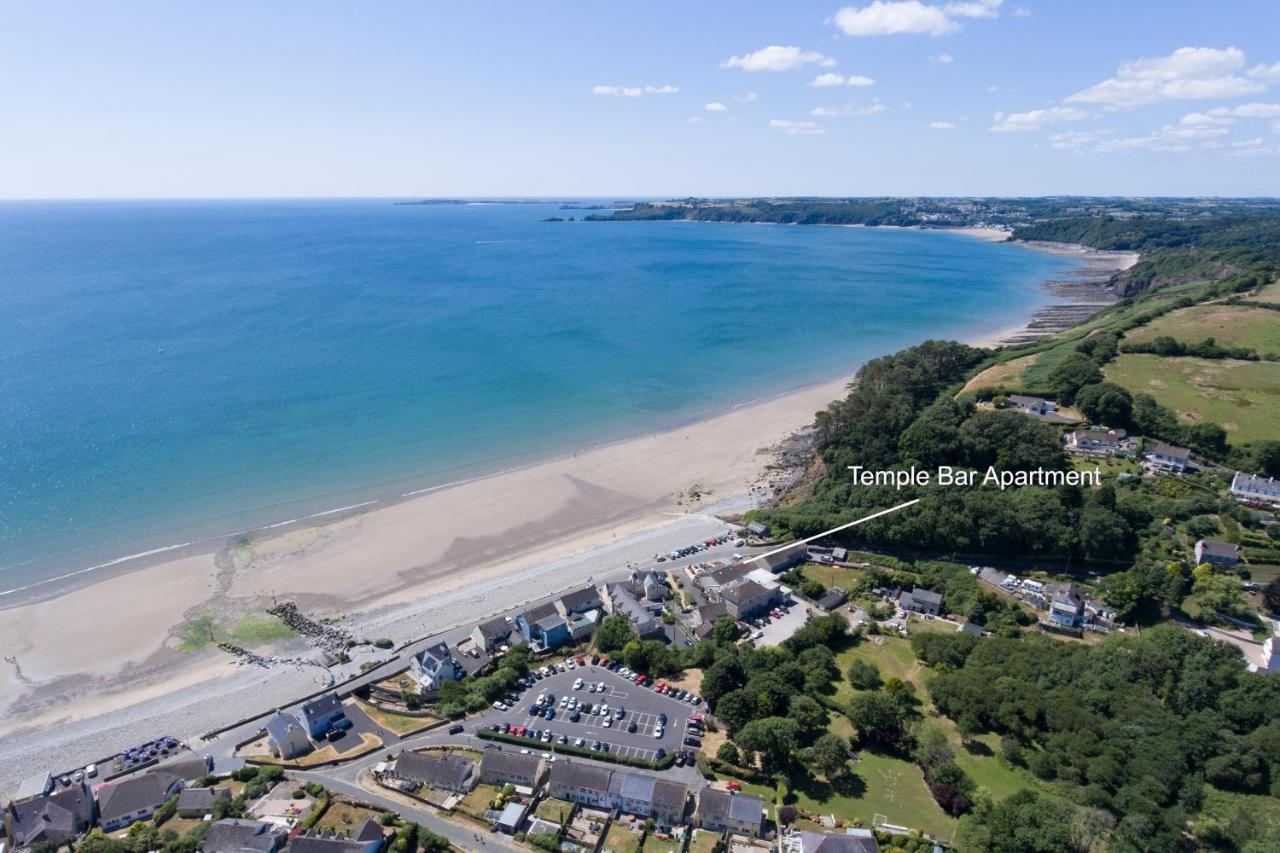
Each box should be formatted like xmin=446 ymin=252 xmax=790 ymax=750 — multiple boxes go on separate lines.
xmin=607 ymin=773 xmax=688 ymax=825
xmin=479 ymin=749 xmax=547 ymax=790
xmin=721 ymin=579 xmax=779 ymax=621
xmin=696 ymin=789 xmax=764 ymax=837
xmin=409 ymin=642 xmax=461 ymax=693
xmin=548 ymin=762 xmax=614 ymax=809
xmin=1231 ymin=471 xmax=1280 ymax=506
xmin=297 ymin=692 xmax=347 ymax=738
xmin=6 ymin=782 xmax=97 ymax=849
xmin=783 ymin=829 xmax=880 ymax=853
xmin=815 ymin=587 xmax=848 ymax=612
xmin=1006 ymin=395 xmax=1079 ymax=425
xmin=1195 ymin=539 xmax=1241 ymax=567
xmin=97 ymin=771 xmax=184 ymax=832
xmin=898 ymin=588 xmax=942 ymax=617
xmin=516 ymin=602 xmax=570 ymax=651
xmin=176 ymin=786 xmax=230 ymax=819
xmin=265 ymin=711 xmax=312 ymax=759
xmin=471 ymin=617 xmax=512 ymax=653
xmin=1047 ymin=584 xmax=1085 ymax=629
xmin=1064 ymin=428 xmax=1130 ymax=457
xmin=204 ymin=819 xmax=289 ymax=853
xmin=290 ymin=817 xmax=385 ymax=853
xmin=391 ymin=750 xmax=476 ymax=793
xmin=748 ymin=542 xmax=808 ymax=574
xmin=1145 ymin=442 xmax=1191 ymax=474
xmin=745 ymin=521 xmax=770 ymax=539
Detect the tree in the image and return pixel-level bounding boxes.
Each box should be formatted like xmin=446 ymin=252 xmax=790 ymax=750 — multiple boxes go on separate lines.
xmin=1192 ymin=572 xmax=1249 ymax=619
xmin=1076 ymin=505 xmax=1130 ymax=561
xmin=1264 ymin=578 xmax=1280 ymax=614
xmin=1047 ymin=352 xmax=1104 ymax=404
xmin=847 ymin=659 xmax=883 ymax=690
xmin=596 ymin=615 xmax=637 ymax=654
xmin=735 ymin=717 xmax=800 ymax=771
xmin=716 ymin=742 xmax=741 ymax=765
xmin=1075 ymin=382 xmax=1133 ymax=427
xmin=787 ymin=695 xmax=830 ymax=738
xmin=846 ymin=691 xmax=909 ymax=747
xmin=714 ymin=689 xmax=755 ymax=733
xmin=811 ymin=732 xmax=853 ymax=779
xmin=710 ymin=616 xmax=741 ymax=644
xmin=777 ymin=805 xmax=799 ymax=827
xmin=701 ymin=658 xmax=746 ymax=704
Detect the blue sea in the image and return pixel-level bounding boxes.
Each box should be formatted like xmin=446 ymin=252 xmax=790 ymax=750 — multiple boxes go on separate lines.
xmin=0 ymin=200 xmax=1078 ymax=597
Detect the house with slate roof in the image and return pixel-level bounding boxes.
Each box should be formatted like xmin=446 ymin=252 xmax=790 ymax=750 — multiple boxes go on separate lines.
xmin=204 ymin=819 xmax=289 ymax=853
xmin=297 ymin=692 xmax=347 ymax=738
xmin=696 ymin=789 xmax=764 ymax=837
xmin=5 ymin=782 xmax=97 ymax=849
xmin=97 ymin=771 xmax=184 ymax=832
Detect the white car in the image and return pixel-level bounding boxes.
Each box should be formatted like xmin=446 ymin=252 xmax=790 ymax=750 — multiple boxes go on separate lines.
xmin=597 ymin=681 xmax=606 ymax=692
xmin=85 ymin=764 xmax=98 ymax=778
xmin=603 ymin=719 xmax=612 ymax=728
xmin=493 ymin=701 xmax=508 ymax=711
xmin=653 ymin=727 xmax=664 ymax=739
xmin=575 ymin=737 xmax=585 ymax=747
xmin=600 ymin=703 xmax=609 ymax=714
xmin=573 ymin=678 xmax=583 ymax=690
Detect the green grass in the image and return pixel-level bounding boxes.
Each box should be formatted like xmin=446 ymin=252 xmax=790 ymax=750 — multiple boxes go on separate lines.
xmin=534 ymin=798 xmax=574 ymax=824
xmin=1105 ymin=354 xmax=1280 ymax=444
xmin=1125 ymin=304 xmax=1280 ymax=354
xmin=786 ymin=750 xmax=956 ymax=839
xmin=833 ymin=637 xmax=921 ymax=704
xmin=1252 ymin=281 xmax=1280 ymax=304
xmin=1247 ymin=563 xmax=1280 ymax=584
xmin=687 ymin=830 xmax=720 ymax=853
xmin=1193 ymin=786 xmax=1280 ymax=846
xmin=178 ymin=610 xmax=296 ymax=652
xmin=603 ymin=823 xmax=642 ymax=853
xmin=802 ymin=562 xmax=865 ymax=591
xmin=178 ymin=613 xmax=221 ymax=652
xmin=642 ymin=832 xmax=682 ymax=853
xmin=951 ymin=735 xmax=1030 ymax=802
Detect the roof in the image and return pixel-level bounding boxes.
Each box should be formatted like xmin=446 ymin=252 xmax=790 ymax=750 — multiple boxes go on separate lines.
xmin=698 ymin=601 xmax=730 ymax=624
xmin=549 ymin=761 xmax=614 ymax=794
xmin=700 ymin=789 xmax=764 ymax=823
xmin=177 ymin=786 xmax=230 ymax=812
xmin=1147 ymin=441 xmax=1190 ymax=460
xmin=749 ymin=542 xmax=808 ymax=573
xmin=154 ymin=754 xmax=213 ymax=781
xmin=958 ymin=622 xmax=984 ymax=635
xmin=746 ymin=521 xmax=769 ymax=535
xmin=415 ymin=642 xmax=453 ymax=673
xmin=476 ymin=617 xmax=510 ymax=641
xmin=722 ymin=579 xmax=769 ymax=605
xmin=535 ymin=614 xmax=568 ymax=632
xmin=266 ymin=711 xmax=306 ymax=742
xmin=815 ymin=588 xmax=847 ymax=610
xmin=703 ymin=563 xmax=751 ymax=588
xmin=393 ymin=750 xmax=475 ymax=789
xmin=204 ymin=819 xmax=287 ymax=853
xmin=1233 ymin=471 xmax=1279 ymax=491
xmin=498 ymin=801 xmax=526 ymax=828
xmin=353 ymin=817 xmax=385 ymax=843
xmin=650 ymin=779 xmax=689 ymax=811
xmin=1067 ymin=429 xmax=1124 ymax=447
xmin=1051 ymin=583 xmax=1083 ymax=608
xmin=522 ymin=600 xmax=559 ymax=624
xmin=560 ymin=585 xmax=602 ymax=613
xmin=606 ymin=771 xmax=685 ymax=809
xmin=8 ymin=782 xmax=95 ymax=846
xmin=795 ymin=829 xmax=879 ymax=853
xmin=299 ymin=692 xmax=343 ymax=720
xmin=902 ymin=588 xmax=943 ymax=606
xmin=480 ymin=749 xmax=544 ymax=779
xmin=1198 ymin=539 xmax=1240 ymax=559
xmin=1008 ymin=395 xmax=1049 ymax=408
xmin=14 ymin=773 xmax=53 ymax=800
xmin=98 ymin=772 xmax=183 ymax=823
xmin=289 ymin=836 xmax=370 ymax=853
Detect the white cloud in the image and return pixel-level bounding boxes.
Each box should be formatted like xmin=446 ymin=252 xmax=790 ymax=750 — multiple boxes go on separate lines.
xmin=1048 ymin=129 xmax=1109 ymax=150
xmin=688 ymin=116 xmax=705 ymax=124
xmin=929 ymin=53 xmax=955 ymax=65
xmin=1095 ymin=121 xmax=1230 ymax=154
xmin=1208 ymin=102 xmax=1280 ymax=118
xmin=770 ymin=119 xmax=826 ymax=135
xmin=832 ymin=0 xmax=1002 ymax=37
xmin=810 ymin=72 xmax=876 ymax=87
xmin=723 ymin=46 xmax=835 ymax=72
xmin=733 ymin=92 xmax=759 ymax=102
xmin=1248 ymin=62 xmax=1280 ymax=81
xmin=986 ymin=84 xmax=1000 ymax=92
xmin=1014 ymin=6 xmax=1031 ymax=16
xmin=810 ymin=102 xmax=889 ymax=117
xmin=1066 ymin=47 xmax=1270 ymax=110
xmin=928 ymin=121 xmax=955 ymax=129
xmin=592 ymin=84 xmax=678 ymax=97
xmin=989 ymin=106 xmax=1088 ymax=132
xmin=1180 ymin=112 xmax=1232 ymax=126
xmin=705 ymin=102 xmax=728 ymax=112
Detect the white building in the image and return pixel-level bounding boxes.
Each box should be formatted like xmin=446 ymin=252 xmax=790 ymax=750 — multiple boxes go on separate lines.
xmin=1232 ymin=471 xmax=1280 ymax=506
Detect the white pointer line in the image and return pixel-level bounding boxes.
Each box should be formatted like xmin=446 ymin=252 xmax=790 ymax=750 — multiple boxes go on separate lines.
xmin=752 ymin=498 xmax=921 ymax=563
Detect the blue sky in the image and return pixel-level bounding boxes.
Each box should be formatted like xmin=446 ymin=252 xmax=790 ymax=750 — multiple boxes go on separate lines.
xmin=4 ymin=1 xmax=1280 ymax=198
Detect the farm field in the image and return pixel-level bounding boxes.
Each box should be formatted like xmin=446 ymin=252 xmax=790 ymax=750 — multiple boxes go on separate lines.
xmin=1105 ymin=354 xmax=1280 ymax=444
xmin=1252 ymin=281 xmax=1280 ymax=304
xmin=1124 ymin=304 xmax=1280 ymax=354
xmin=960 ymin=353 xmax=1038 ymax=394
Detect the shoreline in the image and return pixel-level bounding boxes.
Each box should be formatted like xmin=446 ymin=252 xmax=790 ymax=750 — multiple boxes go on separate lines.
xmin=0 ymin=227 xmax=1109 ymax=792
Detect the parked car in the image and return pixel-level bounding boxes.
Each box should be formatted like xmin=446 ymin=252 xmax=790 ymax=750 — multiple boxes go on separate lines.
xmin=628 ymin=720 xmax=638 ymax=733
xmin=684 ymin=736 xmax=702 ymax=748
xmin=448 ymin=724 xmax=465 ymax=735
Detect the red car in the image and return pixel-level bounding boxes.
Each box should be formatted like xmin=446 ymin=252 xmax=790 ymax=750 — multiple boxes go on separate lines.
xmin=576 ymin=656 xmax=585 ymax=666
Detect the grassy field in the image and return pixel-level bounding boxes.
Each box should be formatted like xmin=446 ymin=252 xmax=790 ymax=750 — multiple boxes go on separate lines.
xmin=456 ymin=783 xmax=503 ymax=818
xmin=314 ymin=799 xmax=383 ymax=833
xmin=687 ymin=830 xmax=720 ymax=853
xmin=1252 ymin=281 xmax=1280 ymax=304
xmin=959 ymin=353 xmax=1038 ymax=394
xmin=642 ymin=831 xmax=683 ymax=853
xmin=179 ymin=610 xmax=296 ymax=652
xmin=802 ymin=562 xmax=865 ymax=591
xmin=1125 ymin=304 xmax=1280 ymax=354
xmin=534 ymin=798 xmax=574 ymax=824
xmin=603 ymin=823 xmax=643 ymax=853
xmin=354 ymin=700 xmax=440 ymax=735
xmin=833 ymin=636 xmax=922 ymax=705
xmin=1193 ymin=786 xmax=1280 ymax=844
xmin=1105 ymin=354 xmax=1280 ymax=444
xmin=787 ymin=750 xmax=956 ymax=838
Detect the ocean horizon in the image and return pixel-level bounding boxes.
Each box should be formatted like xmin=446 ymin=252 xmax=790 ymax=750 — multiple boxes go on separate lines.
xmin=0 ymin=200 xmax=1080 ymax=597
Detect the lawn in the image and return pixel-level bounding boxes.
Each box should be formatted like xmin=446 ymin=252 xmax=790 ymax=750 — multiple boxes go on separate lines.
xmin=355 ymin=700 xmax=440 ymax=735
xmin=802 ymin=562 xmax=865 ymax=591
xmin=1247 ymin=563 xmax=1280 ymax=584
xmin=313 ymin=799 xmax=383 ymax=833
xmin=959 ymin=353 xmax=1038 ymax=395
xmin=950 ymin=735 xmax=1031 ymax=802
xmin=1105 ymin=354 xmax=1280 ymax=444
xmin=603 ymin=823 xmax=643 ymax=853
xmin=687 ymin=830 xmax=720 ymax=853
xmin=833 ymin=636 xmax=922 ymax=704
xmin=178 ymin=610 xmax=296 ymax=652
xmin=457 ymin=784 xmax=504 ymax=818
xmin=535 ymin=798 xmax=575 ymax=824
xmin=642 ymin=831 xmax=683 ymax=853
xmin=1251 ymin=280 xmax=1280 ymax=304
xmin=1125 ymin=304 xmax=1280 ymax=355
xmin=786 ymin=749 xmax=956 ymax=839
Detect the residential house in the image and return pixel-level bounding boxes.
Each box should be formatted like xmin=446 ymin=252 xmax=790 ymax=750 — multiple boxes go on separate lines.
xmin=898 ymin=588 xmax=943 ymax=617
xmin=516 ymin=602 xmax=570 ymax=651
xmin=1195 ymin=539 xmax=1241 ymax=567
xmin=290 ymin=817 xmax=385 ymax=853
xmin=479 ymin=750 xmax=547 ymax=791
xmin=548 ymin=762 xmax=614 ymax=809
xmin=1231 ymin=471 xmax=1280 ymax=506
xmin=297 ymin=692 xmax=347 ymax=738
xmin=1006 ymin=395 xmax=1079 ymax=425
xmin=748 ymin=542 xmax=808 ymax=574
xmin=1085 ymin=599 xmax=1119 ymax=625
xmin=391 ymin=750 xmax=476 ymax=793
xmin=745 ymin=521 xmax=770 ymax=539
xmin=265 ymin=711 xmax=312 ymax=759
xmin=1047 ymin=584 xmax=1085 ymax=629
xmin=1145 ymin=442 xmax=1191 ymax=474
xmin=203 ymin=819 xmax=288 ymax=853
xmin=557 ymin=585 xmax=603 ymax=618
xmin=696 ymin=789 xmax=764 ymax=837
xmin=815 ymin=587 xmax=848 ymax=612
xmin=831 ymin=547 xmax=848 ymax=562
xmin=607 ymin=774 xmax=688 ymax=825
xmin=409 ymin=642 xmax=460 ymax=693
xmin=721 ymin=579 xmax=780 ymax=621
xmin=628 ymin=569 xmax=671 ymax=602
xmin=606 ymin=583 xmax=666 ymax=641
xmin=5 ymin=782 xmax=96 ymax=849
xmin=12 ymin=775 xmax=53 ymax=802
xmin=97 ymin=771 xmax=184 ymax=832
xmin=957 ymin=622 xmax=984 ymax=636
xmin=1251 ymin=636 xmax=1280 ymax=675
xmin=176 ymin=786 xmax=230 ymax=818
xmin=471 ymin=617 xmax=512 ymax=653
xmin=154 ymin=754 xmax=214 ymax=783
xmin=783 ymin=829 xmax=879 ymax=853
xmin=1064 ymin=428 xmax=1130 ymax=457
xmin=697 ymin=563 xmax=753 ymax=597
